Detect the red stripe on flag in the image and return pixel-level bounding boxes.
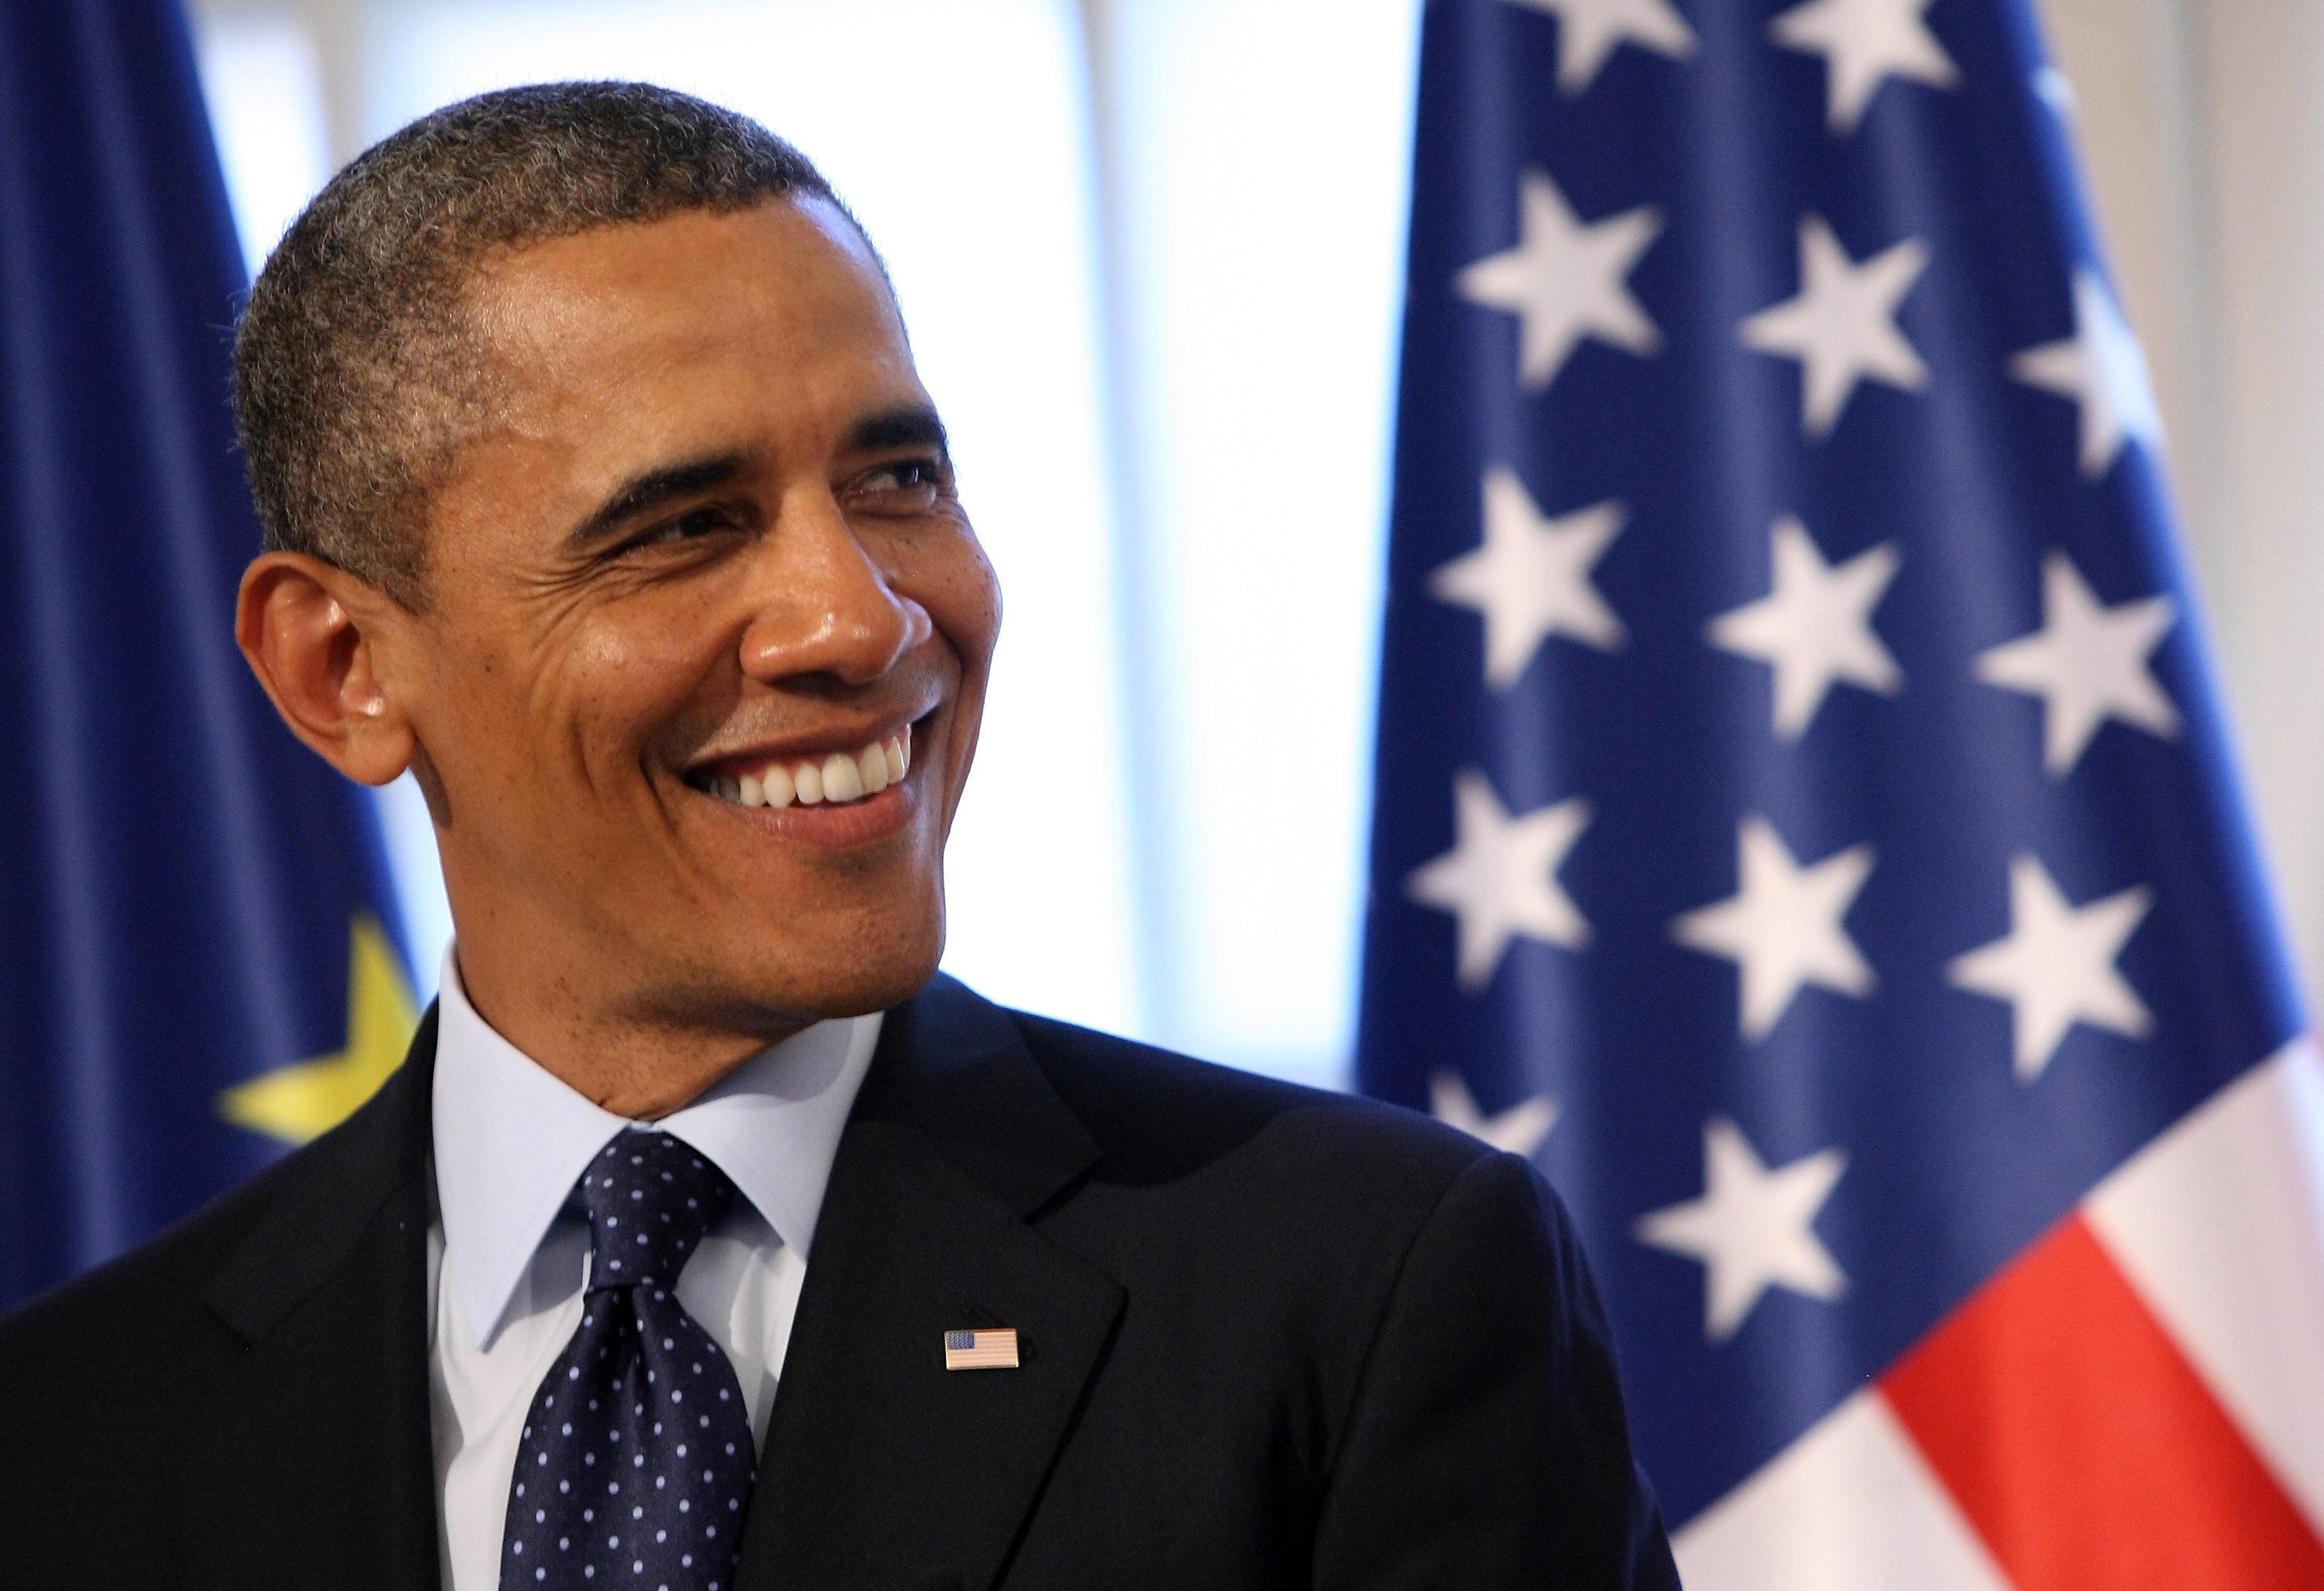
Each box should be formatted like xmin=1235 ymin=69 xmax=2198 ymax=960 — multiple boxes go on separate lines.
xmin=1882 ymin=1213 xmax=2324 ymax=1590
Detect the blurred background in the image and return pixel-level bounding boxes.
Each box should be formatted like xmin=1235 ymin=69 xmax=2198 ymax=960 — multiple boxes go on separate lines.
xmin=184 ymin=0 xmax=2324 ymax=1092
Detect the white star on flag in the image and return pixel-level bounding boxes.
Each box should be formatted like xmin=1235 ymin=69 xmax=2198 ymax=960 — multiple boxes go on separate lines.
xmin=1457 ymin=169 xmax=1663 ymax=392
xmin=1769 ymin=0 xmax=1961 ymax=134
xmin=1637 ymin=1117 xmax=1849 ymax=1341
xmin=1408 ymin=770 xmax=1593 ymax=990
xmin=1975 ymin=551 xmax=2180 ymax=776
xmin=1431 ymin=469 xmax=1626 ymax=687
xmin=1707 ymin=516 xmax=1903 ymax=740
xmin=1674 ymin=815 xmax=1876 ymax=1040
xmin=1741 ymin=216 xmax=1930 ymax=438
xmin=1948 ymin=854 xmax=2154 ymax=1081
xmin=1502 ymin=0 xmax=1698 ymax=95
xmin=1431 ymin=1070 xmax=1561 ymax=1157
xmin=2009 ymin=268 xmax=2165 ymax=477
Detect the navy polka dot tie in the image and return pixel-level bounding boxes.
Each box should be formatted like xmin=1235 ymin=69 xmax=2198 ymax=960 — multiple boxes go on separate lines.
xmin=500 ymin=1129 xmax=758 ymax=1590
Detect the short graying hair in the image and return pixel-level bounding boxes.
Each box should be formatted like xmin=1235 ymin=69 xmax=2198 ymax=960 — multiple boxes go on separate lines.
xmin=233 ymin=81 xmax=851 ymax=607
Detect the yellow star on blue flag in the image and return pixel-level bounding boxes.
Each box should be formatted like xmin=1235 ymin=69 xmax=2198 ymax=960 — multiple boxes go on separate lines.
xmin=220 ymin=916 xmax=418 ymax=1146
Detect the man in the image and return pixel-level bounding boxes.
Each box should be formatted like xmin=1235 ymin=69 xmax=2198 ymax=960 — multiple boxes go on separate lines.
xmin=0 ymin=84 xmax=1677 ymax=1589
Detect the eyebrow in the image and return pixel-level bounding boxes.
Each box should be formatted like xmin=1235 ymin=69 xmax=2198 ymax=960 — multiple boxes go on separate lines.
xmin=563 ymin=450 xmax=751 ymax=554
xmin=849 ymin=404 xmax=950 ymax=459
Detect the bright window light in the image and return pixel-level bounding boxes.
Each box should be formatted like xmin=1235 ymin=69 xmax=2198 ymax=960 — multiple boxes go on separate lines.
xmin=1098 ymin=0 xmax=1423 ymax=1086
xmin=192 ymin=9 xmax=330 ymax=277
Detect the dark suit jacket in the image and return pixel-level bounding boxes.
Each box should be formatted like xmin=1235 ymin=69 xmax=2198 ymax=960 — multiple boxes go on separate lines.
xmin=0 ymin=975 xmax=1678 ymax=1589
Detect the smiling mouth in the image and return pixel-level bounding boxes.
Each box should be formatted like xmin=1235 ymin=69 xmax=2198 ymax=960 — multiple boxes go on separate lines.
xmin=689 ymin=723 xmax=913 ymax=810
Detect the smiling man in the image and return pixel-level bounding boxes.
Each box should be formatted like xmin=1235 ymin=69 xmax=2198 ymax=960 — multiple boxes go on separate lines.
xmin=0 ymin=84 xmax=1676 ymax=1590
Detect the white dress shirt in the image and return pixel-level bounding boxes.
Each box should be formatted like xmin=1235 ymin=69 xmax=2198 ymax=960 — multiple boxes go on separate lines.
xmin=425 ymin=950 xmax=880 ymax=1591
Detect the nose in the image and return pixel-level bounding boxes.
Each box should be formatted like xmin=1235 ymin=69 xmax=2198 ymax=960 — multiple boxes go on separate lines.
xmin=737 ymin=487 xmax=931 ymax=686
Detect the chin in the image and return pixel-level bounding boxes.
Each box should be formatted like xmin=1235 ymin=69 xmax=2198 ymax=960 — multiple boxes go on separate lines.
xmin=728 ymin=908 xmax=945 ymax=1026
xmin=801 ymin=945 xmax=940 ymax=1020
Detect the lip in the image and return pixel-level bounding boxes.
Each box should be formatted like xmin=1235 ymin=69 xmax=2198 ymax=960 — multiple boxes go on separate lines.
xmin=686 ymin=707 xmax=931 ymax=783
xmin=690 ymin=763 xmax=920 ymax=847
xmin=680 ymin=709 xmax=933 ymax=850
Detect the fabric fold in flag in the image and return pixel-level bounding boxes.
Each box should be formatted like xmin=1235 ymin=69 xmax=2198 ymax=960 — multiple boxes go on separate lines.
xmin=1356 ymin=0 xmax=2324 ymax=1579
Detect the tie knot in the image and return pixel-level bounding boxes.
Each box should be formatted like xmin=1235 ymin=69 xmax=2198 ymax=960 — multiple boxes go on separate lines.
xmin=576 ymin=1128 xmax=737 ymax=1293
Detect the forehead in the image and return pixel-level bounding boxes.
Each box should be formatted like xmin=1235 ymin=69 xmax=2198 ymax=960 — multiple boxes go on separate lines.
xmin=462 ymin=196 xmax=915 ymax=424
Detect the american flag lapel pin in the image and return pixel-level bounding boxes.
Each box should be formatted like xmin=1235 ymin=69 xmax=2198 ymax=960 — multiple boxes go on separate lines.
xmin=944 ymin=1327 xmax=1020 ymax=1370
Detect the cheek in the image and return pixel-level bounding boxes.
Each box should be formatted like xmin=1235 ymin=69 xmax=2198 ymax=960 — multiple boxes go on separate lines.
xmin=914 ymin=535 xmax=1003 ymax=676
xmin=552 ymin=610 xmax=729 ymax=761
xmin=446 ymin=598 xmax=724 ymax=796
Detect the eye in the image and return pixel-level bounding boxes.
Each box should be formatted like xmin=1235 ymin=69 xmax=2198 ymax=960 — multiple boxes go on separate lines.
xmin=871 ymin=459 xmax=939 ymax=489
xmin=632 ymin=503 xmax=739 ymax=548
xmin=850 ymin=456 xmax=951 ymax=510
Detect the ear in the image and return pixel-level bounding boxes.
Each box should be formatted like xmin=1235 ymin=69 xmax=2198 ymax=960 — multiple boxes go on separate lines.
xmin=236 ymin=551 xmax=418 ymax=788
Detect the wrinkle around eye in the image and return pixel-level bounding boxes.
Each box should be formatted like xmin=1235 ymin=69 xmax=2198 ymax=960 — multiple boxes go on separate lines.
xmin=529 ymin=524 xmax=739 ymax=608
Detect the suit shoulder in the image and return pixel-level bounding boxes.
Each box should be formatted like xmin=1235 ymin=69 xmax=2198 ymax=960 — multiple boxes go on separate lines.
xmin=0 ymin=1146 xmax=304 ymax=1545
xmin=1001 ymin=1005 xmax=1497 ymax=1208
xmin=0 ymin=1142 xmax=303 ymax=1373
xmin=0 ymin=1049 xmax=424 ymax=1373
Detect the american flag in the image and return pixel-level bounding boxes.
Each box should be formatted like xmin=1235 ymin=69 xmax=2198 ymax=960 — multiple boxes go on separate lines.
xmin=943 ymin=1328 xmax=1020 ymax=1371
xmin=1356 ymin=0 xmax=2324 ymax=1582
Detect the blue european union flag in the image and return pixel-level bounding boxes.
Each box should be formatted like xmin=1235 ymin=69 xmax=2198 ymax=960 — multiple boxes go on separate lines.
xmin=0 ymin=0 xmax=411 ymax=1311
xmin=1358 ymin=0 xmax=2320 ymax=1572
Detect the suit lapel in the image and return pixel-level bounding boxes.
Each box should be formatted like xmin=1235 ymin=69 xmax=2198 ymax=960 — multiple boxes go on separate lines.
xmin=738 ymin=978 xmax=1123 ymax=1591
xmin=170 ymin=1010 xmax=443 ymax=1591
xmin=153 ymin=981 xmax=1119 ymax=1590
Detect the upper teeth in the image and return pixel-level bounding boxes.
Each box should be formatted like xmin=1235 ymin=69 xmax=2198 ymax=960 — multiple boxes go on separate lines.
xmin=712 ymin=727 xmax=910 ymax=809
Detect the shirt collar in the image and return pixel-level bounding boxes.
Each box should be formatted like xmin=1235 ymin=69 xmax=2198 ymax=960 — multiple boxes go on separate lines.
xmin=429 ymin=947 xmax=881 ymax=1350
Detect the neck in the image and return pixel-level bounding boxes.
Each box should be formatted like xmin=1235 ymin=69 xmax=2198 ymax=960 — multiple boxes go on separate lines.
xmin=448 ymin=943 xmax=814 ymax=1120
